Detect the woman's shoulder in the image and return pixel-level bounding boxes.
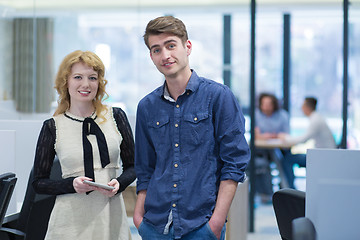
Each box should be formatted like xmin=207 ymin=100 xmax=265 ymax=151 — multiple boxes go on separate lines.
xmin=277 ymin=108 xmax=289 ymax=118
xmin=111 ymin=106 xmax=125 ymax=114
xmin=43 ymin=117 xmax=55 ymax=127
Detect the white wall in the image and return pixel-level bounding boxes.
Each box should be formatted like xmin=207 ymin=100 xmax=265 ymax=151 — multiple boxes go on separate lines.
xmin=0 ymin=119 xmax=45 ymax=215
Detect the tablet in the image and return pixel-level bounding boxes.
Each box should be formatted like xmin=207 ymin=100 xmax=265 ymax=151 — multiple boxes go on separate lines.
xmin=83 ymin=180 xmax=115 ymax=191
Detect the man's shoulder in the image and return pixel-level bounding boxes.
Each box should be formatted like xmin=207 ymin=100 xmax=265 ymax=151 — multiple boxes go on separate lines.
xmin=139 ymin=86 xmax=163 ymax=105
xmin=310 ymin=111 xmax=327 ymax=123
xmin=198 ymin=76 xmax=229 ymax=94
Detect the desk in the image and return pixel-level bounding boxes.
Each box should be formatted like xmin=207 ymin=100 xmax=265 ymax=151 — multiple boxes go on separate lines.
xmin=255 ymin=139 xmax=293 ymax=149
xmin=255 ymin=139 xmax=294 ymax=189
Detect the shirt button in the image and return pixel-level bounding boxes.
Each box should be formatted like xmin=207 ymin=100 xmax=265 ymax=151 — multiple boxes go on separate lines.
xmin=187 ymin=92 xmax=190 ymax=95
xmin=175 ymin=123 xmax=178 ymax=127
xmin=172 ymin=203 xmax=176 ymax=208
xmin=173 ymin=184 xmax=177 ymax=188
xmin=176 ymin=104 xmax=180 ymax=108
xmin=194 ymin=117 xmax=198 ymax=121
xmin=175 ymin=143 xmax=179 ymax=147
xmin=156 ymin=122 xmax=160 ymax=125
xmin=174 ymin=163 xmax=178 ymax=168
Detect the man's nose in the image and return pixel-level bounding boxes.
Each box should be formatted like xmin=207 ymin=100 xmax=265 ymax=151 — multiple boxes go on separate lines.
xmin=161 ymin=49 xmax=171 ymax=60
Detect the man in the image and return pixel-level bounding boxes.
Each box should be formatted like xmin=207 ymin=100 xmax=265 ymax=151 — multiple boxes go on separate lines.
xmin=279 ymin=97 xmax=336 ymax=188
xmin=133 ymin=16 xmax=250 ymax=240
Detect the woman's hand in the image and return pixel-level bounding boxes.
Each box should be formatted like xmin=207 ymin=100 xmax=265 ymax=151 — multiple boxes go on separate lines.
xmin=94 ymin=179 xmax=119 ymax=197
xmin=277 ymin=132 xmax=289 ymax=141
xmin=73 ymin=176 xmax=97 ymax=193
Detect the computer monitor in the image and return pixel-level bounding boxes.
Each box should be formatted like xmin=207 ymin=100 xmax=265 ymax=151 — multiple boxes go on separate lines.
xmin=306 ymin=149 xmax=360 ymax=240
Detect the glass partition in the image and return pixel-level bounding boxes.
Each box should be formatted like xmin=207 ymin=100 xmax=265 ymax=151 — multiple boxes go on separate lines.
xmin=348 ymin=4 xmax=360 ymax=148
xmin=291 ymin=10 xmax=343 ymax=143
xmin=1 ymin=1 xmax=360 ymax=148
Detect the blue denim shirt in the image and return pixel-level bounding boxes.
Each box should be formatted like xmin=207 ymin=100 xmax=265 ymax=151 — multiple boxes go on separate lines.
xmin=255 ymin=108 xmax=289 ymax=134
xmin=135 ymin=70 xmax=250 ymax=239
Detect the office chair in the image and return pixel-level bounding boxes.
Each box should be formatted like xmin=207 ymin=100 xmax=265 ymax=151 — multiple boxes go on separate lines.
xmin=272 ymin=188 xmax=306 ymax=240
xmin=292 ymin=217 xmax=316 ymax=240
xmin=1 ymin=158 xmax=62 ymax=240
xmin=0 ymin=173 xmax=17 ymax=228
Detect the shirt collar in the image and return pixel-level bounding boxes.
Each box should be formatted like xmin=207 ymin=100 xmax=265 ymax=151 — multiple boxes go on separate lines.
xmin=160 ymin=70 xmax=200 ymax=101
xmin=163 ymin=83 xmax=178 ymax=102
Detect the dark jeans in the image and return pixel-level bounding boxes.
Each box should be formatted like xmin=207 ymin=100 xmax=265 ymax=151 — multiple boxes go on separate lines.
xmin=138 ymin=221 xmax=226 ymax=240
xmin=281 ymin=152 xmax=306 ymax=189
xmin=254 ymin=149 xmax=274 ymax=195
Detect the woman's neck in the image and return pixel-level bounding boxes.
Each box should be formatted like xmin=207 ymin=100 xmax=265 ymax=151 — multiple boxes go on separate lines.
xmin=68 ymin=103 xmax=95 ymax=118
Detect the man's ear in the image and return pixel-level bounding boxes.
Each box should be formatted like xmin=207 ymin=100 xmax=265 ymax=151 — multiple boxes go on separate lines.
xmin=186 ymin=40 xmax=192 ymax=56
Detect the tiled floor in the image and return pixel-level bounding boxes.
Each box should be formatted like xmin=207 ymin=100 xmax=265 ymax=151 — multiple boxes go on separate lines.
xmin=247 ymin=204 xmax=281 ymax=240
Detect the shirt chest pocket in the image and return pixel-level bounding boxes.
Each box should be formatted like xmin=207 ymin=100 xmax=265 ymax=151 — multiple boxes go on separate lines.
xmin=148 ymin=116 xmax=170 ymax=147
xmin=183 ymin=112 xmax=210 ymax=146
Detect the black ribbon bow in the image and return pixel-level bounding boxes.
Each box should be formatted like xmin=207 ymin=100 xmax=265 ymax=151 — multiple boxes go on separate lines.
xmin=82 ymin=117 xmax=110 ymax=182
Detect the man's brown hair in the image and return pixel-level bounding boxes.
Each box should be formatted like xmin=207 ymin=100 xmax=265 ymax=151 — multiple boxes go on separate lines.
xmin=143 ymin=16 xmax=188 ymax=49
xmin=304 ymin=97 xmax=317 ymax=111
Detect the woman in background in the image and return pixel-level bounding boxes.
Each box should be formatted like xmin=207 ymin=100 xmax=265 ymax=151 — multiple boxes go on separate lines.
xmin=254 ymin=93 xmax=290 ymax=202
xmin=32 ymin=50 xmax=135 ymax=240
xmin=255 ymin=93 xmax=289 ymax=140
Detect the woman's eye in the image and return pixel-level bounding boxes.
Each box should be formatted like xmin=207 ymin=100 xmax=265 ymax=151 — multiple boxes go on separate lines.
xmin=74 ymin=75 xmax=81 ymax=79
xmin=89 ymin=76 xmax=98 ymax=81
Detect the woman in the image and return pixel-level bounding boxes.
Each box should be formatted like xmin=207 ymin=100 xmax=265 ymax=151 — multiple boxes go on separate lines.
xmin=32 ymin=50 xmax=135 ymax=239
xmin=255 ymin=93 xmax=289 ymax=139
xmin=254 ymin=93 xmax=289 ymax=202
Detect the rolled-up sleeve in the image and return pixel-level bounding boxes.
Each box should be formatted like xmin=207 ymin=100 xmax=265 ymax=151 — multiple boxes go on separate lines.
xmin=213 ymin=86 xmax=250 ymax=182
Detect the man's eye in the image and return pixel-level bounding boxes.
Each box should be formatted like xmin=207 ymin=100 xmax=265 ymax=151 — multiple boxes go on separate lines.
xmin=168 ymin=44 xmax=175 ymax=49
xmin=153 ymin=49 xmax=160 ymax=54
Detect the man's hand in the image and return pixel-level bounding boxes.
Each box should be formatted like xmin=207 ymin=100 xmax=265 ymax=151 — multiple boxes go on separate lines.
xmin=208 ymin=216 xmax=224 ymax=239
xmin=209 ymin=179 xmax=238 ymax=239
xmin=133 ymin=190 xmax=147 ymax=229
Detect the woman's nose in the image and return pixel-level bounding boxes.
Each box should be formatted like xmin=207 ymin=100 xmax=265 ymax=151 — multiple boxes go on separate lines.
xmin=81 ymin=79 xmax=90 ymax=87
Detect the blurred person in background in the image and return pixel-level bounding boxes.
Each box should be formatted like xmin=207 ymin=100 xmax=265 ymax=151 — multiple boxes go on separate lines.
xmin=279 ymin=97 xmax=336 ymax=189
xmin=254 ymin=93 xmax=290 ymax=202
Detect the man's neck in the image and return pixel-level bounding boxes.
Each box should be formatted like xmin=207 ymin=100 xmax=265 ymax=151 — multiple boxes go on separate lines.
xmin=165 ymin=69 xmax=192 ymax=101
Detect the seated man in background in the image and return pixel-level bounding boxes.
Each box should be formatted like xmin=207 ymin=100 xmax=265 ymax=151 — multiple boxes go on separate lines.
xmin=279 ymin=97 xmax=337 ymax=188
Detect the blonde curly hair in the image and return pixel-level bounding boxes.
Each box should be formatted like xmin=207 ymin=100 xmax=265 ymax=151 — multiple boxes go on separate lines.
xmin=54 ymin=50 xmax=108 ymax=121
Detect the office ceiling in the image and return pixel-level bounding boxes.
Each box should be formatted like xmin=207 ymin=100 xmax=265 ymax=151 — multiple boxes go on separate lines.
xmin=0 ymin=0 xmax=357 ymax=11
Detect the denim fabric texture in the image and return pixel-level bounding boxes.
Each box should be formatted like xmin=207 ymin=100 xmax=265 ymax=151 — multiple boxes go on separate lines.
xmin=135 ymin=70 xmax=250 ymax=238
xmin=138 ymin=221 xmax=226 ymax=240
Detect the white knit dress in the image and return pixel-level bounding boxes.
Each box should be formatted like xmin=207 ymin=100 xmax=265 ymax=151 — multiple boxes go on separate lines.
xmin=45 ymin=107 xmax=131 ymax=240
